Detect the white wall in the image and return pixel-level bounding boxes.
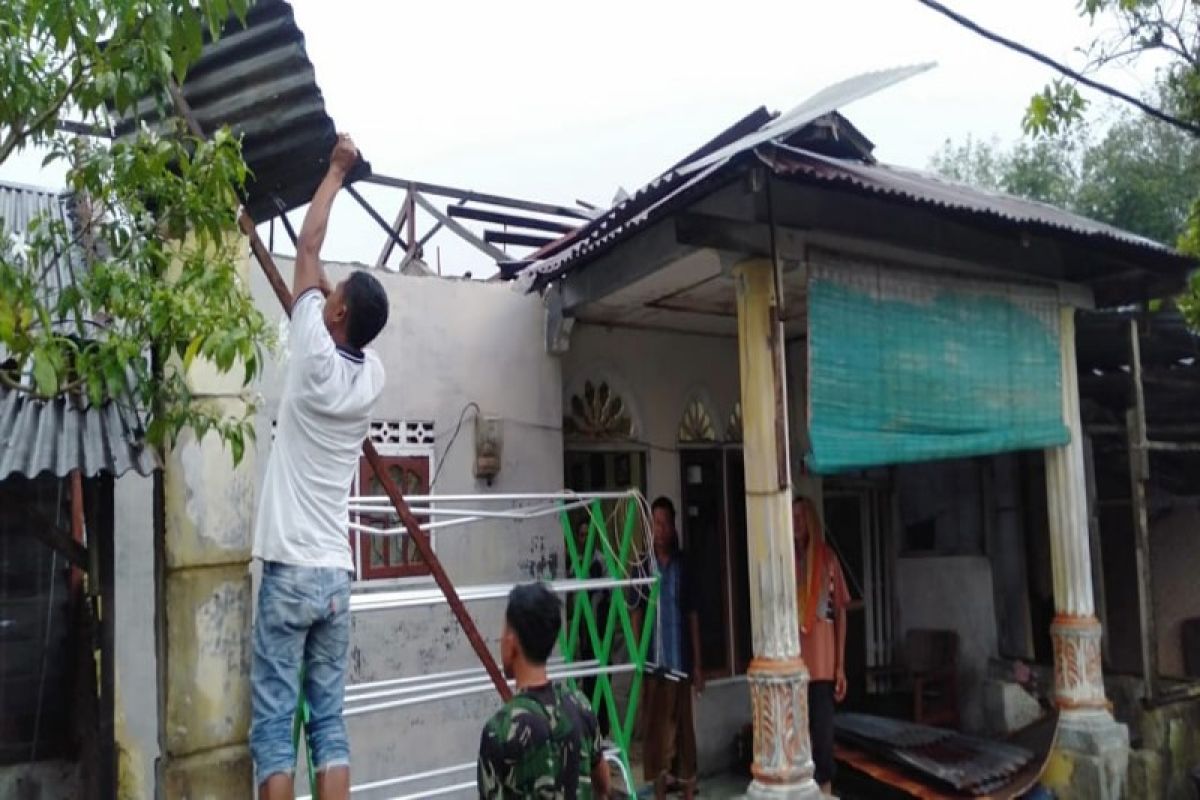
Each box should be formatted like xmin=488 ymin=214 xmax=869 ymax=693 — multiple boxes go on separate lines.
xmin=252 ymin=260 xmax=563 ymax=795
xmin=564 ymin=323 xmax=749 ymax=772
xmin=113 ymin=472 xmax=158 ymax=798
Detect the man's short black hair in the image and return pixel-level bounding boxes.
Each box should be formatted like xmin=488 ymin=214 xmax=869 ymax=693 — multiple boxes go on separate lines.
xmin=505 ymin=583 xmax=562 ymax=665
xmin=344 ymin=270 xmax=389 ymax=349
xmin=651 ymin=496 xmax=676 ymax=522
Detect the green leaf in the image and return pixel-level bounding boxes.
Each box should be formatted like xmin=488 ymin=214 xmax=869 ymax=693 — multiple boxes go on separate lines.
xmin=229 ymin=431 xmax=244 ymax=466
xmin=182 ymin=334 xmax=204 ymax=372
xmin=32 ymin=351 xmax=57 ymax=396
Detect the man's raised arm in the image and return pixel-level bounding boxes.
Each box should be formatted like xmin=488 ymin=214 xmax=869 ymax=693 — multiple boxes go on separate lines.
xmin=292 ymin=133 xmax=359 ymax=305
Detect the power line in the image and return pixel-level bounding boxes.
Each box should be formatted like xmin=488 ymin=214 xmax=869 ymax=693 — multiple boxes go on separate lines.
xmin=914 ymin=0 xmax=1200 ymax=138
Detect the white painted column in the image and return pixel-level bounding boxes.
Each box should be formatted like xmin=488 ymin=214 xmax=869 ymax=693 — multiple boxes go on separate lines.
xmin=1044 ymin=307 xmax=1108 ymax=712
xmin=1042 ymin=307 xmax=1129 ymax=800
xmin=734 ymin=258 xmax=821 ymax=800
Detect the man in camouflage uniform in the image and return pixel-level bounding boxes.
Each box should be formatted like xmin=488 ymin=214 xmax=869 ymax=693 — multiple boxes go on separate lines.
xmin=478 ymin=583 xmax=612 ymax=799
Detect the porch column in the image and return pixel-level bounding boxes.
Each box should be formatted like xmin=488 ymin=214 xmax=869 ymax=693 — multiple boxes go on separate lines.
xmin=733 ymin=257 xmax=821 ymax=799
xmin=156 ymin=230 xmax=255 ymax=797
xmin=1043 ymin=306 xmax=1129 ymax=800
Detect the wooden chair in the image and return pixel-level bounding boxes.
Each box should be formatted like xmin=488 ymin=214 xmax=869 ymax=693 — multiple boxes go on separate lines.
xmin=869 ymin=628 xmax=960 ymax=728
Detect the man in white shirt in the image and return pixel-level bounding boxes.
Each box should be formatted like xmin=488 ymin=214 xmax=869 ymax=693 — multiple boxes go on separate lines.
xmin=250 ymin=134 xmax=388 ymax=800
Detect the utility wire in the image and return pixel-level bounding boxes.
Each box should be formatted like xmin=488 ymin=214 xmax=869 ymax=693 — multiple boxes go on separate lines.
xmin=914 ymin=0 xmax=1200 ymax=138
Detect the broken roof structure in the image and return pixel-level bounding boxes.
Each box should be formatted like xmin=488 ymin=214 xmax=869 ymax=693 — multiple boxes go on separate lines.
xmin=508 ymin=72 xmax=1192 ymax=310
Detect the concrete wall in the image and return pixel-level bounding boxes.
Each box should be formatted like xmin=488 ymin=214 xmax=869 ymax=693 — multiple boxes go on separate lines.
xmin=564 ymin=323 xmax=749 ymax=772
xmin=1151 ymin=503 xmax=1200 ymax=679
xmin=113 ymin=473 xmax=159 ymax=798
xmin=894 ymin=556 xmax=999 ymax=733
xmin=0 ymin=760 xmax=82 ymax=800
xmin=252 ymin=260 xmax=563 ymax=796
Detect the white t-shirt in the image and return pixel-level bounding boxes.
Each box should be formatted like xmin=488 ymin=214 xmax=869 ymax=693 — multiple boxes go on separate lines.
xmin=253 ymin=289 xmax=386 ymax=572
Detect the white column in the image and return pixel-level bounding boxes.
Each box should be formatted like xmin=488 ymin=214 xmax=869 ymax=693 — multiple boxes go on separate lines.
xmin=1044 ymin=307 xmax=1109 ymax=713
xmin=734 ymin=258 xmax=821 ymax=799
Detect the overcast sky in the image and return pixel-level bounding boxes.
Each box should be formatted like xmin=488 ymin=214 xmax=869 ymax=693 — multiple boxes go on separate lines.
xmin=0 ymin=1 xmax=1163 ymax=276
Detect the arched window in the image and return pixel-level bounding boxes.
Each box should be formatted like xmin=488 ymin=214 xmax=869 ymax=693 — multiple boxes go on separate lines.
xmin=678 ymin=395 xmax=717 ymax=443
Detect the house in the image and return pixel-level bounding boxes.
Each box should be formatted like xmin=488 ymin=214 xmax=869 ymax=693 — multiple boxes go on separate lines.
xmin=6 ymin=3 xmax=1198 ymax=797
xmin=207 ymin=95 xmax=1195 ymax=797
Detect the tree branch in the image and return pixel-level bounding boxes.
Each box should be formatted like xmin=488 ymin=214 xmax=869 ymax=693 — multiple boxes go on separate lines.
xmin=0 ymin=64 xmax=85 ymax=166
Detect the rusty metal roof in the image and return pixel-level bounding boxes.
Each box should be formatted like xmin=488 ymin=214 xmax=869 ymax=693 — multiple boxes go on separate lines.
xmin=835 ymin=713 xmax=1034 ymax=795
xmin=0 ymin=181 xmax=156 ymax=480
xmin=114 ymin=0 xmax=356 ymax=222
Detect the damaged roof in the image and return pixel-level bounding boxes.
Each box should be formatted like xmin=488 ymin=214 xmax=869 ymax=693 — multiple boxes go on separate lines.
xmin=0 ymin=181 xmax=156 ymax=480
xmin=509 ymin=87 xmax=1195 ymax=306
xmin=114 ymin=0 xmax=361 ymax=222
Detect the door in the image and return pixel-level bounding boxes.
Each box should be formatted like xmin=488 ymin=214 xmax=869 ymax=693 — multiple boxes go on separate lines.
xmin=679 ymin=448 xmax=730 ymax=678
xmin=823 ymin=485 xmax=894 ymax=707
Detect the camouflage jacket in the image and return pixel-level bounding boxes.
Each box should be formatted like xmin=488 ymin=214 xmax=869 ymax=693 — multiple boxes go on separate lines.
xmin=477 ymin=682 xmax=602 ymax=799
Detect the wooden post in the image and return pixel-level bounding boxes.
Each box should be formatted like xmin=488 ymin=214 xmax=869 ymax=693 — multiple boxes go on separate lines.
xmin=1126 ymin=318 xmax=1158 ymax=700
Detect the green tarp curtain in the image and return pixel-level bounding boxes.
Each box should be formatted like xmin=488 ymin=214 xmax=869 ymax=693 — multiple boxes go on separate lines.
xmin=806 ymin=254 xmax=1070 ymax=474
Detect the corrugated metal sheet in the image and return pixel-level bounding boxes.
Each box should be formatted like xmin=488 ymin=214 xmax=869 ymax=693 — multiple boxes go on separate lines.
xmin=514 ymin=70 xmax=1194 ymax=294
xmin=835 ymin=713 xmax=1034 ymax=795
xmin=766 ymin=144 xmax=1177 ymax=256
xmin=113 ymin=0 xmax=357 ymax=222
xmin=0 ymin=181 xmax=81 ymax=328
xmin=0 ymin=180 xmax=156 ymax=480
xmin=0 ymin=393 xmax=154 ymax=480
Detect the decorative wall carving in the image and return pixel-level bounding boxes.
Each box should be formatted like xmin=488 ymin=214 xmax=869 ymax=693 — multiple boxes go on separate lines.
xmin=563 ymin=381 xmax=634 ymax=440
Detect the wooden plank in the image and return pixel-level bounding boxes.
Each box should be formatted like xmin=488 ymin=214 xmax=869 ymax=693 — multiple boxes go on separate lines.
xmin=674 ymin=212 xmax=771 ymax=256
xmin=0 ymin=508 xmax=90 ymax=572
xmin=97 ymin=475 xmax=116 ymax=800
xmin=374 ymin=204 xmax=409 ymax=268
xmin=346 ymin=184 xmax=411 ymax=254
xmin=448 ymin=205 xmax=576 ymax=234
xmin=412 ymin=191 xmax=508 ymax=262
xmin=1128 ymin=319 xmax=1159 ymax=700
xmin=365 ymin=174 xmax=592 ymax=220
xmin=483 ymin=230 xmax=558 ymax=248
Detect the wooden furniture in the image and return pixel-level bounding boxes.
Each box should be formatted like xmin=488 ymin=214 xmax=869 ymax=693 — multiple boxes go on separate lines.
xmin=870 ymin=628 xmax=961 ymax=728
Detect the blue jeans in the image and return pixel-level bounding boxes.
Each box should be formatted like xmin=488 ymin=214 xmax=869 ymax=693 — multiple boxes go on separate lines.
xmin=250 ymin=561 xmax=352 ymax=785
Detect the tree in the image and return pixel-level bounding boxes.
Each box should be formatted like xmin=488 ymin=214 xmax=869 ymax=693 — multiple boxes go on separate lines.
xmin=1021 ymin=0 xmax=1200 ymax=327
xmin=932 ymin=104 xmax=1200 ymax=249
xmin=0 ymin=0 xmax=270 ymax=463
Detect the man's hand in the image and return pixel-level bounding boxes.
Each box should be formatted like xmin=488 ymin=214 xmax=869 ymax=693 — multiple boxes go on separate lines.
xmin=834 ymin=667 xmax=848 ymax=703
xmin=292 ymin=134 xmax=356 ymax=302
xmin=329 ymin=133 xmax=358 ymax=177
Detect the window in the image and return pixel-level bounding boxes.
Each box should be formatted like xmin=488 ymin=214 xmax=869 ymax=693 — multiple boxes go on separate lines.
xmin=354 ymin=454 xmax=432 ymax=580
xmin=351 ymin=419 xmax=436 ymax=582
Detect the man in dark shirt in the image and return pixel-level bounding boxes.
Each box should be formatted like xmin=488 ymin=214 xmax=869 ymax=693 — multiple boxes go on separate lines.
xmin=478 ymin=582 xmax=612 ymax=798
xmin=631 ymin=497 xmax=702 ymax=800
